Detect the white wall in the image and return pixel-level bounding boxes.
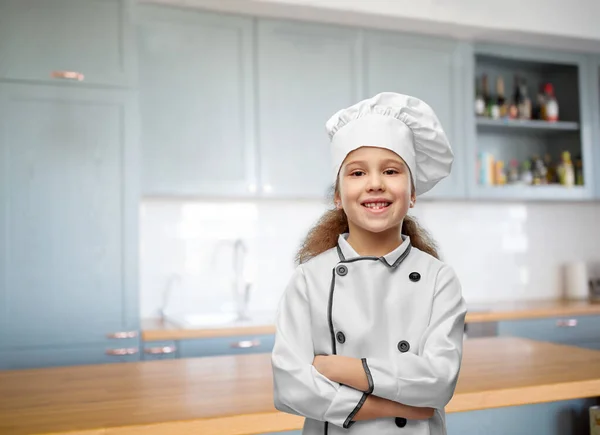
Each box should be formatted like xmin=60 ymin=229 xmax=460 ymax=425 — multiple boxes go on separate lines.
xmin=139 ymin=199 xmax=600 ymax=319
xmin=143 ymin=0 xmax=600 ymax=53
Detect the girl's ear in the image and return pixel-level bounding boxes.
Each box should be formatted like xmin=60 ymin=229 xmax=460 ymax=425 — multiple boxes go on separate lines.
xmin=334 ymin=192 xmax=342 ymax=210
xmin=409 ymin=196 xmax=416 ymax=208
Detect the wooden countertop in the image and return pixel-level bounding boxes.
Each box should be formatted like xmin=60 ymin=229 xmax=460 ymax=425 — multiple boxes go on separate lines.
xmin=142 ymin=299 xmax=600 ymax=341
xmin=3 ymin=337 xmax=600 ymax=435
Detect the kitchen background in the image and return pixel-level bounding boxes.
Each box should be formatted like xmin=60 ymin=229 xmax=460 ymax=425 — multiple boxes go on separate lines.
xmin=2 ymin=0 xmax=600 ymax=366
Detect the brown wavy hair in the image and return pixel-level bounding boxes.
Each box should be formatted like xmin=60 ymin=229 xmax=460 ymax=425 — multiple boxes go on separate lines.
xmin=295 ymin=183 xmax=439 ymax=264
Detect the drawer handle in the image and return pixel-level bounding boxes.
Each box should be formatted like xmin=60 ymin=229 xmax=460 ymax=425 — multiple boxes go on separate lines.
xmin=556 ymin=319 xmax=578 ymax=327
xmin=107 ymin=331 xmax=138 ymax=339
xmin=230 ymin=339 xmax=261 ymax=349
xmin=51 ymin=70 xmax=84 ymax=81
xmin=144 ymin=346 xmax=176 ymax=355
xmin=105 ymin=347 xmax=138 ymax=356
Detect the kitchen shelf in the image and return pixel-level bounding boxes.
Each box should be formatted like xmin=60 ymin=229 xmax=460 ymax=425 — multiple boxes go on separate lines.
xmin=472 ymin=184 xmax=587 ymax=201
xmin=476 ymin=118 xmax=580 ymax=132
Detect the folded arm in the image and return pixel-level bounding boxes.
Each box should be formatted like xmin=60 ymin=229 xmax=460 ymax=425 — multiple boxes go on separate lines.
xmin=316 ymin=265 xmax=466 ymax=410
xmin=271 ymin=266 xmax=367 ymax=429
xmin=363 ymin=265 xmax=467 ymax=409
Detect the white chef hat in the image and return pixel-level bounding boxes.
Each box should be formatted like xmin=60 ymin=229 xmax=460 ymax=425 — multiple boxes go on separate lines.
xmin=325 ymin=92 xmax=454 ymax=196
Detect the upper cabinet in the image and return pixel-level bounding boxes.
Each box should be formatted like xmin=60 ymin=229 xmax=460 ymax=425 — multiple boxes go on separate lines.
xmin=591 ymin=56 xmax=600 ymax=199
xmin=363 ymin=31 xmax=468 ymax=200
xmin=256 ymin=19 xmax=361 ymax=199
xmin=466 ymin=43 xmax=594 ymax=201
xmin=0 ymin=0 xmax=136 ymax=88
xmin=137 ymin=5 xmax=257 ymax=197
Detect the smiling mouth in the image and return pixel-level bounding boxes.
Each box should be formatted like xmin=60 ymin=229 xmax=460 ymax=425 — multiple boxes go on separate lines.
xmin=362 ymin=202 xmax=391 ymax=210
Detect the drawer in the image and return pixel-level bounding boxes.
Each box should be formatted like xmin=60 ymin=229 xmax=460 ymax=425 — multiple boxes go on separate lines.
xmin=0 ymin=343 xmax=140 ymax=370
xmin=497 ymin=315 xmax=600 ymax=344
xmin=178 ymin=334 xmax=275 ymax=358
xmin=141 ymin=340 xmax=178 ymax=361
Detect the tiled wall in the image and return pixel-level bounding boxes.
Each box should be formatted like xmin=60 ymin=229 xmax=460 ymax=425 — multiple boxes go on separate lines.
xmin=140 ymin=199 xmax=600 ymax=318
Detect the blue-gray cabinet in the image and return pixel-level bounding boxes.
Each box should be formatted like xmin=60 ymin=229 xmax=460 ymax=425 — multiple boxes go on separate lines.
xmin=137 ymin=5 xmax=257 ymax=198
xmin=0 ymin=0 xmax=136 ymax=88
xmin=177 ymin=334 xmax=275 ymax=358
xmin=591 ymin=56 xmax=600 ymax=199
xmin=256 ymin=19 xmax=361 ymax=199
xmin=497 ymin=315 xmax=600 ymax=349
xmin=0 ymin=83 xmax=140 ymax=369
xmin=363 ymin=30 xmax=468 ymax=200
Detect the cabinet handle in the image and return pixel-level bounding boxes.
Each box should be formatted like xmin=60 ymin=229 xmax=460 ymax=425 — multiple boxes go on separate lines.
xmin=556 ymin=319 xmax=578 ymax=327
xmin=107 ymin=331 xmax=138 ymax=339
xmin=105 ymin=348 xmax=138 ymax=356
xmin=51 ymin=70 xmax=84 ymax=81
xmin=144 ymin=346 xmax=176 ymax=355
xmin=230 ymin=339 xmax=261 ymax=349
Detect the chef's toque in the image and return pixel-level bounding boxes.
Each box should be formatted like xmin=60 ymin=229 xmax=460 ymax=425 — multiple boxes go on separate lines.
xmin=325 ymin=92 xmax=454 ymax=196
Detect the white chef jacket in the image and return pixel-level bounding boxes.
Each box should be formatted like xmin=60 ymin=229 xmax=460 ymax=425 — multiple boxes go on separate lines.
xmin=271 ymin=233 xmax=467 ymax=435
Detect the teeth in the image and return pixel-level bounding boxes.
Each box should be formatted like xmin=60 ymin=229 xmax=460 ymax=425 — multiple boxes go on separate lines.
xmin=364 ymin=202 xmax=390 ymax=209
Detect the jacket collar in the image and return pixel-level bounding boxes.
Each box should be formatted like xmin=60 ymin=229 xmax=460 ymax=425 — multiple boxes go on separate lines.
xmin=336 ymin=233 xmax=412 ymax=268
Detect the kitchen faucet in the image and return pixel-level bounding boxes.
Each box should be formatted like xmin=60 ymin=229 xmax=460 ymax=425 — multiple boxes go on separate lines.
xmin=232 ymin=238 xmax=251 ymax=321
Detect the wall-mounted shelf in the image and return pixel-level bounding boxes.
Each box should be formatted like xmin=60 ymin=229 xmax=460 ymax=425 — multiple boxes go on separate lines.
xmin=476 ymin=118 xmax=580 ymax=132
xmin=467 ymin=44 xmax=594 ymax=201
xmin=472 ymin=184 xmax=588 ymax=201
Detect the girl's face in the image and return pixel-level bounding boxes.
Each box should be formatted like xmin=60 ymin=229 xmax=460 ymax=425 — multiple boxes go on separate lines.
xmin=335 ymin=146 xmax=415 ymax=235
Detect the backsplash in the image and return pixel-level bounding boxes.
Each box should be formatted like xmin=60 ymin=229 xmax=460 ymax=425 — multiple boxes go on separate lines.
xmin=140 ymin=198 xmax=600 ymax=318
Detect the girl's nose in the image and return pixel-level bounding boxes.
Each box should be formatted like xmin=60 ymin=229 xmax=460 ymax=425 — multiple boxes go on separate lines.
xmin=367 ymin=174 xmax=385 ymax=191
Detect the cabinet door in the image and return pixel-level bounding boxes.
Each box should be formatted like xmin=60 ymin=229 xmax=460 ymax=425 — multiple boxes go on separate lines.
xmin=0 ymin=0 xmax=135 ymax=87
xmin=363 ymin=31 xmax=467 ymax=200
xmin=257 ymin=19 xmax=361 ymax=199
xmin=137 ymin=5 xmax=257 ymax=197
xmin=0 ymin=83 xmax=139 ymax=356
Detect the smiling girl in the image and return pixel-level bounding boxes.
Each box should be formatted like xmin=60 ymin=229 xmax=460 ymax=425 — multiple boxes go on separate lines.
xmin=271 ymin=92 xmax=467 ymax=435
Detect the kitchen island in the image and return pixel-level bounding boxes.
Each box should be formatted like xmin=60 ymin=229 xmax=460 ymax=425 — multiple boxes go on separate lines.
xmin=1 ymin=337 xmax=599 ymax=435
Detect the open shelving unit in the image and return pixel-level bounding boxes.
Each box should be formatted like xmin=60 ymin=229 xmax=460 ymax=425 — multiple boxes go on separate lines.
xmin=467 ymin=44 xmax=594 ymax=201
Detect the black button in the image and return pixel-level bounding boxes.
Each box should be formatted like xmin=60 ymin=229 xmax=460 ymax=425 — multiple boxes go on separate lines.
xmin=336 ymin=265 xmax=348 ymax=276
xmin=409 ymin=272 xmax=420 ymax=282
xmin=397 ymin=340 xmax=410 ymax=353
xmin=336 ymin=331 xmax=346 ymax=344
xmin=395 ymin=417 xmax=407 ymax=428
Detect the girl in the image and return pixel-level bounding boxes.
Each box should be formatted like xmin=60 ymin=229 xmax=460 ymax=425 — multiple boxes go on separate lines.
xmin=271 ymin=92 xmax=467 ymax=435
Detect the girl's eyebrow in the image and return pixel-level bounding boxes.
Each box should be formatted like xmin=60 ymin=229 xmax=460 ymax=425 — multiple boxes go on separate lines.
xmin=381 ymin=158 xmax=405 ymax=166
xmin=344 ymin=160 xmax=366 ymax=167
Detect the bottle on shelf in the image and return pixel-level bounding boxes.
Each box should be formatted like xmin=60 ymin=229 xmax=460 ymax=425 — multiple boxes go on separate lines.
xmin=495 ymin=76 xmax=508 ymax=119
xmin=517 ymin=77 xmax=532 ymax=120
xmin=507 ymin=159 xmax=520 ymax=184
xmin=542 ymin=83 xmax=559 ymax=122
xmin=482 ymin=74 xmax=492 ymax=118
xmin=475 ymin=77 xmax=486 ymax=117
xmin=557 ymin=151 xmax=575 ymax=187
xmin=544 ymin=154 xmax=557 ymax=184
xmin=520 ymin=160 xmax=533 ymax=185
xmin=508 ymin=75 xmax=520 ymax=119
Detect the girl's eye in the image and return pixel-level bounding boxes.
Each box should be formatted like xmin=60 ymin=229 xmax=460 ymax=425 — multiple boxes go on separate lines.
xmin=350 ymin=170 xmax=365 ymax=177
xmin=384 ymin=169 xmax=399 ymax=175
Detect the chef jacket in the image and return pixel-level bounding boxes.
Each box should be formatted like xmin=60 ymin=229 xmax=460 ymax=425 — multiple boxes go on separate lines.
xmin=271 ymin=233 xmax=467 ymax=435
